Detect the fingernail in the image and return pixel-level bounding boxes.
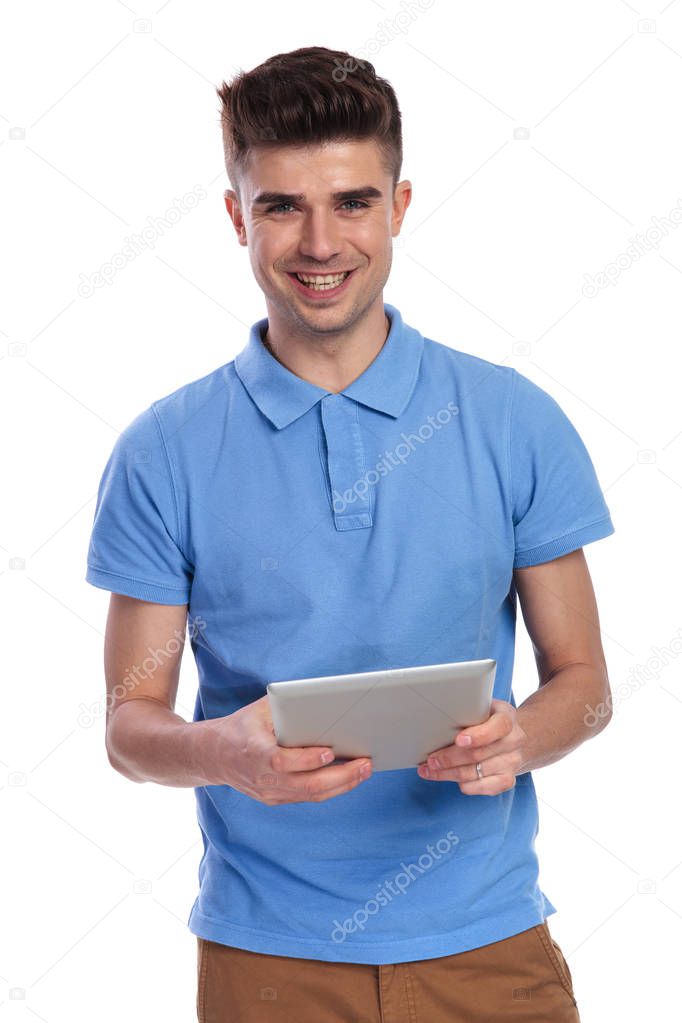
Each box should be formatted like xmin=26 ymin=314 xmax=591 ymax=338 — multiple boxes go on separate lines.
xmin=360 ymin=761 xmax=372 ymax=777
xmin=459 ymin=735 xmax=472 ymax=746
xmin=320 ymin=751 xmax=334 ymax=764
xmin=428 ymin=758 xmax=440 ymax=770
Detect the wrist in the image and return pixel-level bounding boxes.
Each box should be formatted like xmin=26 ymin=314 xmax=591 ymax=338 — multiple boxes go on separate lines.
xmin=183 ymin=715 xmax=234 ymax=787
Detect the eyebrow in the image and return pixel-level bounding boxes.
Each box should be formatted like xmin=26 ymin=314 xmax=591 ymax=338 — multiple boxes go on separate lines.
xmin=252 ymin=186 xmax=384 ymax=207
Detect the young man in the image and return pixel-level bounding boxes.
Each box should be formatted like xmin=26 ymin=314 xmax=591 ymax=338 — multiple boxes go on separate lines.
xmin=86 ymin=45 xmax=615 ymax=1022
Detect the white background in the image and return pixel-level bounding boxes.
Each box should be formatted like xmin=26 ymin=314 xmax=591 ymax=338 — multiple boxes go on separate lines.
xmin=2 ymin=1 xmax=681 ymax=1020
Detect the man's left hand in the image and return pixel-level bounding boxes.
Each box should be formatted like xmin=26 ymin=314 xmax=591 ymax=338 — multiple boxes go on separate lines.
xmin=416 ymin=699 xmax=527 ymax=795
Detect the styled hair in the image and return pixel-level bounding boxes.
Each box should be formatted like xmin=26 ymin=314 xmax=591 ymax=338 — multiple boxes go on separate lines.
xmin=216 ymin=46 xmax=403 ymax=198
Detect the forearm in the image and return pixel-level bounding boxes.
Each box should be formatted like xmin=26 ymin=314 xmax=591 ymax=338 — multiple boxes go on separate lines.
xmin=515 ymin=661 xmax=612 ymax=774
xmin=106 ymin=697 xmax=217 ymax=787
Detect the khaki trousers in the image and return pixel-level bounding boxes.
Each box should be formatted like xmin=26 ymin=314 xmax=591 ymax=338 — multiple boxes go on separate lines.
xmin=196 ymin=919 xmax=580 ymax=1021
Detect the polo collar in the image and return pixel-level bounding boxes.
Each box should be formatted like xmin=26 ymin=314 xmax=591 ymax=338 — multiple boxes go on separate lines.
xmin=234 ymin=303 xmax=424 ymax=430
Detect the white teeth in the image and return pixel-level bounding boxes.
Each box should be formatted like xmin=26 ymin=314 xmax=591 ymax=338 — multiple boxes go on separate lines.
xmin=295 ymin=271 xmax=350 ymax=291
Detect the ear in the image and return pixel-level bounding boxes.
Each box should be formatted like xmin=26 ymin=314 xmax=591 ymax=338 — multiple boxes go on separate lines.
xmin=224 ymin=189 xmax=248 ymax=246
xmin=390 ymin=179 xmax=412 ymax=237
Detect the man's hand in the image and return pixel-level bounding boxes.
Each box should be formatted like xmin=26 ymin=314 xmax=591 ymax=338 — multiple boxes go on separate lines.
xmin=200 ymin=694 xmax=373 ymax=805
xmin=416 ymin=699 xmax=527 ymax=795
xmin=414 ymin=551 xmax=613 ymax=792
xmin=103 ymin=595 xmax=374 ymax=797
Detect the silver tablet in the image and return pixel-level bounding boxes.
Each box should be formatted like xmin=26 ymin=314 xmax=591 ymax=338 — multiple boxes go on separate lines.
xmin=267 ymin=658 xmax=496 ymax=772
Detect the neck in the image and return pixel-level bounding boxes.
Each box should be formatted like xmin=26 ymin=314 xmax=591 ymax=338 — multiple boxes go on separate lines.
xmin=262 ymin=300 xmax=390 ymax=394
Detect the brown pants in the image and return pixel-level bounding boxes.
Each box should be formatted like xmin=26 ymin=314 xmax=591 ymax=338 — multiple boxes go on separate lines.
xmin=196 ymin=919 xmax=580 ymax=1022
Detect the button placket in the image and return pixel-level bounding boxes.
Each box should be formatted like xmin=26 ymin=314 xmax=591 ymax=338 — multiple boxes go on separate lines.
xmin=320 ymin=394 xmax=373 ymax=531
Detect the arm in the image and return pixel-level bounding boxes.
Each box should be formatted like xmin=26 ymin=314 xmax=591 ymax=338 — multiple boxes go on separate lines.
xmin=103 ymin=593 xmax=207 ymax=786
xmin=103 ymin=593 xmax=373 ymax=799
xmin=512 ymin=546 xmax=612 ymax=773
xmin=418 ymin=547 xmax=613 ymax=792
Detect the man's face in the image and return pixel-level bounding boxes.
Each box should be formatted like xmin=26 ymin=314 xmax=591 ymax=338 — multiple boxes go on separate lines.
xmin=224 ymin=139 xmax=411 ymax=337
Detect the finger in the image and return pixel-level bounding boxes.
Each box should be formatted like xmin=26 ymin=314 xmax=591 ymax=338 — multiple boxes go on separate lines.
xmin=455 ymin=701 xmax=513 ymax=749
xmin=421 ymin=751 xmax=518 ymax=784
xmin=271 ymin=743 xmax=338 ymax=773
xmin=458 ymin=771 xmax=517 ymax=796
xmin=427 ymin=733 xmax=516 ymax=770
xmin=299 ymin=765 xmax=373 ymax=803
xmin=292 ymin=758 xmax=372 ymax=799
xmin=419 ymin=763 xmax=516 ymax=795
xmin=262 ymin=757 xmax=372 ymax=798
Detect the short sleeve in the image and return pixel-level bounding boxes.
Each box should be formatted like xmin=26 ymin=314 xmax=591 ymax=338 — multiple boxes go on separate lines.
xmin=509 ymin=368 xmax=615 ymax=568
xmin=85 ymin=405 xmax=193 ymax=603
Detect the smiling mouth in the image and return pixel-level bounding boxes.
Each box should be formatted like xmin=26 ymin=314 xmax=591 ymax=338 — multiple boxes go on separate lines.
xmin=288 ymin=270 xmax=354 ymax=291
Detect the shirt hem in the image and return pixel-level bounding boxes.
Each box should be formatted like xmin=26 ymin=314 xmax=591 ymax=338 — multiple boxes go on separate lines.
xmin=187 ymin=898 xmax=558 ymax=965
xmin=85 ymin=565 xmax=190 ymax=605
xmin=513 ymin=515 xmax=614 ymax=568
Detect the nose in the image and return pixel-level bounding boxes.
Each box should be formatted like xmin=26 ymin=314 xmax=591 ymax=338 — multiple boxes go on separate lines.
xmin=297 ymin=208 xmax=343 ymax=264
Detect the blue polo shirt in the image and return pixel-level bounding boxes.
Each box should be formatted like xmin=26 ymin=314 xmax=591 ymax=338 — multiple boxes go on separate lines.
xmin=85 ymin=302 xmax=615 ymax=964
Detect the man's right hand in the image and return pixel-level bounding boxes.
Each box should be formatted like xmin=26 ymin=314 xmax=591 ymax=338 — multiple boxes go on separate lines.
xmin=200 ymin=694 xmax=373 ymax=804
xmin=102 ymin=593 xmax=373 ymax=797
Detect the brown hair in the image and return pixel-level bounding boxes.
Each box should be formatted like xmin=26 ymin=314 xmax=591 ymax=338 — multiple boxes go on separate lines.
xmin=216 ymin=46 xmax=403 ymax=198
